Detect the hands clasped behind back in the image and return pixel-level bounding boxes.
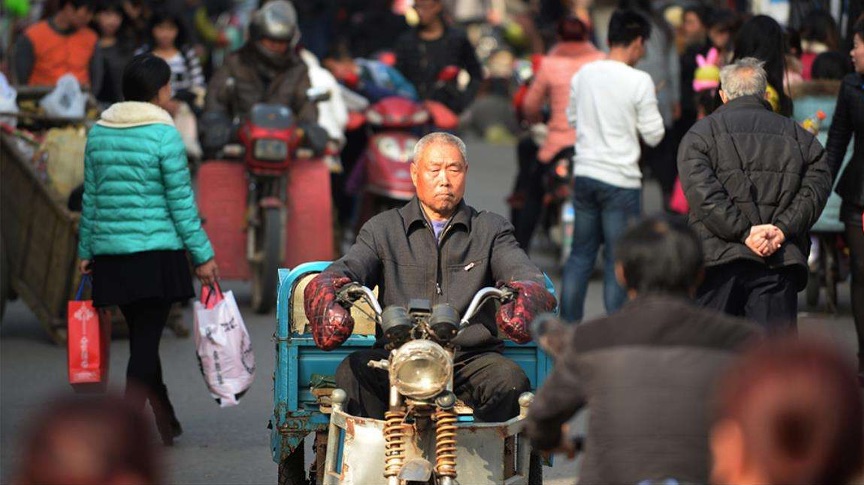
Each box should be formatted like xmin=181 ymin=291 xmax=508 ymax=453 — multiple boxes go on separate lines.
xmin=745 ymin=224 xmax=787 ymax=257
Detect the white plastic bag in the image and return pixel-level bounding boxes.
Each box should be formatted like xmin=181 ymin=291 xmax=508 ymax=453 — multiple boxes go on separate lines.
xmin=193 ymin=287 xmax=255 ymax=407
xmin=39 ymin=74 xmax=87 ymax=119
xmin=0 ymin=73 xmax=19 ymax=127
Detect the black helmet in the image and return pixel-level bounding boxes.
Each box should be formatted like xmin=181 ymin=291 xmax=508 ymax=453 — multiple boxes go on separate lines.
xmin=250 ymin=0 xmax=300 ymax=47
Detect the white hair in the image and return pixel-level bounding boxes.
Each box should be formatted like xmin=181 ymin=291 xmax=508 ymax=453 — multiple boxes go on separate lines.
xmin=719 ymin=57 xmax=768 ymax=100
xmin=413 ymin=132 xmax=468 ymax=165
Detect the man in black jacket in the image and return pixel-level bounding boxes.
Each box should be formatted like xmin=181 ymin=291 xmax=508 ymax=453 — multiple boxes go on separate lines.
xmin=393 ymin=0 xmax=482 ymax=114
xmin=525 ymin=216 xmax=759 ymax=484
xmin=678 ymin=57 xmax=831 ymax=331
xmin=303 ymin=132 xmax=556 ymax=422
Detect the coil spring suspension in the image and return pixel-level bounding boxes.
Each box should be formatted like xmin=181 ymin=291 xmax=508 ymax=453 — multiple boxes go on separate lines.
xmin=433 ymin=408 xmax=458 ymax=478
xmin=383 ymin=410 xmax=409 ymax=478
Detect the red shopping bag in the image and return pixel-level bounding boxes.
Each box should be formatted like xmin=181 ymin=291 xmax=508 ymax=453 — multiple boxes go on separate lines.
xmin=669 ymin=177 xmax=690 ymax=215
xmin=67 ymin=276 xmax=110 ymax=391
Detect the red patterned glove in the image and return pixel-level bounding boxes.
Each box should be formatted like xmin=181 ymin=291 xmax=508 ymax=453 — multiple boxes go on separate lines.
xmin=303 ymin=274 xmax=355 ymax=350
xmin=496 ymin=280 xmax=557 ymax=344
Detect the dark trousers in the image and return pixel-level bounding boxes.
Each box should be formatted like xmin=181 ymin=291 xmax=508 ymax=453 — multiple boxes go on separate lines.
xmin=118 ymin=299 xmax=174 ymax=414
xmin=845 ymin=222 xmax=864 ymax=370
xmin=696 ymin=261 xmax=802 ymax=332
xmin=336 ymin=348 xmax=531 ymax=422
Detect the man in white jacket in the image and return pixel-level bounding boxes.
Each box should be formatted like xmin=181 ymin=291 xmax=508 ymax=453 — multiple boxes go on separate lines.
xmin=561 ymin=9 xmax=665 ymax=322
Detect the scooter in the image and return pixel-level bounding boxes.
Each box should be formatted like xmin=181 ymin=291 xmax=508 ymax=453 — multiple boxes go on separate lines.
xmin=350 ymin=96 xmax=459 ymax=230
xmin=197 ymin=89 xmax=333 ymax=314
xmin=319 ymin=282 xmax=543 ymax=484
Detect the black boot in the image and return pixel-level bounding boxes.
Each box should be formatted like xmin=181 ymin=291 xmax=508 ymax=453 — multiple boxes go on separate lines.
xmin=152 ymin=385 xmax=182 ymax=446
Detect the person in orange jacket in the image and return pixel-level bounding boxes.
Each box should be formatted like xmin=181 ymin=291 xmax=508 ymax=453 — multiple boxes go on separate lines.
xmin=13 ymin=0 xmax=102 ymax=91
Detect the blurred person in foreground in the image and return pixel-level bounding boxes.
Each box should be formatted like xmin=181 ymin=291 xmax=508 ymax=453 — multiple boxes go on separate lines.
xmin=204 ymin=0 xmax=316 ymax=122
xmin=710 ymin=338 xmax=863 ymax=484
xmin=79 ymin=54 xmax=218 ymax=446
xmin=826 ymin=20 xmax=864 ymax=382
xmin=679 ymin=58 xmax=831 ymax=332
xmin=559 ymin=9 xmax=665 ymax=323
xmin=13 ymin=394 xmax=162 ymax=485
xmin=525 ymin=216 xmax=759 ymax=484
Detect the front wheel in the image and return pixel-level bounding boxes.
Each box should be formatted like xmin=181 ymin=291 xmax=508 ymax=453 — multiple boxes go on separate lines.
xmin=278 ymin=447 xmax=306 ymax=485
xmin=251 ymin=207 xmax=281 ymax=314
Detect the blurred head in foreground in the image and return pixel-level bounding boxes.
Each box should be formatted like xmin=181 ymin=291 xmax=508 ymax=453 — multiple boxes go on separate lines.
xmin=710 ymin=338 xmax=863 ymax=485
xmin=14 ymin=394 xmax=161 ymax=485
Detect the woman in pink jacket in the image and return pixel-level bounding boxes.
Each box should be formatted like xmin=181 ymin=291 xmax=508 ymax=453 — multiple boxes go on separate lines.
xmin=513 ymin=17 xmax=605 ymax=250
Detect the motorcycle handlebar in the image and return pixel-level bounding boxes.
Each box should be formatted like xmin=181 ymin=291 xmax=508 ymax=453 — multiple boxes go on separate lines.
xmin=460 ymin=286 xmax=515 ymax=328
xmin=336 ymin=283 xmax=383 ymax=316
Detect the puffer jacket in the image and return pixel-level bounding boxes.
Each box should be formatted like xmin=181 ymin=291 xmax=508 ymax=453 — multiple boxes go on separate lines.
xmin=678 ymin=95 xmax=832 ymax=273
xmin=204 ymin=42 xmax=316 ymax=122
xmin=826 ymin=73 xmax=864 ymax=207
xmin=78 ymin=101 xmax=214 ymax=265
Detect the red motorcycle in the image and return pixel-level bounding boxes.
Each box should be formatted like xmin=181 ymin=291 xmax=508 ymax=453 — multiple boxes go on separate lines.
xmin=197 ymin=90 xmax=333 ymax=313
xmin=349 ymin=96 xmax=459 ymax=229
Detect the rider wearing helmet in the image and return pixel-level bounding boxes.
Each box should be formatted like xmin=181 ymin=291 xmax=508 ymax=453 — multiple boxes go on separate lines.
xmin=204 ymin=0 xmax=316 ymax=122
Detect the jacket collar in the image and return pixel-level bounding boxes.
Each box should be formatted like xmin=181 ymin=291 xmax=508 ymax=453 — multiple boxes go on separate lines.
xmin=97 ymin=101 xmax=175 ymax=128
xmin=713 ymin=94 xmax=773 ymax=114
xmin=400 ymin=197 xmax=472 ymax=235
xmin=843 ymin=72 xmax=864 ymax=91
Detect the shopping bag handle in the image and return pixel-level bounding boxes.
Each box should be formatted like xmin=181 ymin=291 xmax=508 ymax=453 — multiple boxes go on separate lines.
xmin=203 ymin=281 xmax=224 ymax=305
xmin=75 ymin=275 xmax=92 ymax=301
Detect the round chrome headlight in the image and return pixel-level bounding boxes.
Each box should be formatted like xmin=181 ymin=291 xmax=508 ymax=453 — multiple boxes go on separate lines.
xmin=390 ymin=340 xmax=452 ymax=400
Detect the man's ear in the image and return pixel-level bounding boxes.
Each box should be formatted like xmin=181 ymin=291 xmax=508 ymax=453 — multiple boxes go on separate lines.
xmin=719 ymin=89 xmax=729 ymax=104
xmin=410 ymin=162 xmax=418 ymax=188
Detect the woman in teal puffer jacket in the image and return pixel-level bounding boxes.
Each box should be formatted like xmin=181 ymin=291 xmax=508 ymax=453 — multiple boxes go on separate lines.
xmin=78 ymin=54 xmax=218 ymax=446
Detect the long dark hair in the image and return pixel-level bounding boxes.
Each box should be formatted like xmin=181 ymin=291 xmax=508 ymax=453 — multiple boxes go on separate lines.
xmin=148 ymin=10 xmax=189 ymax=50
xmin=732 ymin=15 xmax=793 ymax=116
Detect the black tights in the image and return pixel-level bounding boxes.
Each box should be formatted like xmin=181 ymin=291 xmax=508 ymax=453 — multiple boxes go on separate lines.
xmin=846 ymin=223 xmax=864 ymax=368
xmin=118 ymin=299 xmax=173 ymax=411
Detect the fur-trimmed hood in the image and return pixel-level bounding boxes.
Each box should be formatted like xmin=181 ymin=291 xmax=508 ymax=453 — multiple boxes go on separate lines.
xmin=97 ymin=101 xmax=174 ymax=128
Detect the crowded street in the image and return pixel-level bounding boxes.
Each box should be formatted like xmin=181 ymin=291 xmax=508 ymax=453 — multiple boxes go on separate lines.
xmin=0 ymin=138 xmax=858 ymax=483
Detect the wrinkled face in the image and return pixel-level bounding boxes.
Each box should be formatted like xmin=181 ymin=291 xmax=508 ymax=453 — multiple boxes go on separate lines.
xmin=410 ymin=142 xmax=467 ymax=220
xmin=682 ymin=12 xmax=705 ymax=41
xmin=852 ymin=33 xmax=864 ymax=74
xmin=153 ymin=21 xmax=178 ymax=49
xmin=96 ymin=10 xmax=122 ymax=37
xmin=414 ymin=0 xmax=442 ymax=27
xmin=260 ymin=37 xmax=291 ymax=55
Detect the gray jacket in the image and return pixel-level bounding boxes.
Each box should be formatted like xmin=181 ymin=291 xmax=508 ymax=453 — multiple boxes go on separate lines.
xmin=525 ymin=295 xmax=759 ymax=484
xmin=321 ymin=197 xmax=546 ymax=351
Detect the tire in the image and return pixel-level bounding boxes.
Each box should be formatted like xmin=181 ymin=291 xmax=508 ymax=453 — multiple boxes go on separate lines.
xmin=0 ymin=235 xmax=8 ymax=321
xmin=278 ymin=447 xmax=307 ymax=485
xmin=805 ymin=270 xmax=820 ymax=308
xmin=528 ymin=451 xmax=543 ymax=485
xmin=825 ymin=243 xmax=838 ymax=314
xmin=251 ymin=207 xmax=281 ymax=314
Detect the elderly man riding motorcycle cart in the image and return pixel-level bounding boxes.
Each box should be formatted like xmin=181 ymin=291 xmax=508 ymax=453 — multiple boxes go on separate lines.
xmin=269 ymin=132 xmax=557 ymax=484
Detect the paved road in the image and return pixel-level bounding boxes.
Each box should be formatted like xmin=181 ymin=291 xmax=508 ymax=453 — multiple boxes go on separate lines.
xmin=1 ymin=136 xmax=856 ymax=484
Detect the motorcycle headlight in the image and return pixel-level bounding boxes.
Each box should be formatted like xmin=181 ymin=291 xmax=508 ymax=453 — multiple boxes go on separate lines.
xmin=253 ymin=138 xmax=289 ymax=162
xmin=390 ymin=340 xmax=452 ymax=400
xmin=376 ymin=136 xmax=410 ymax=163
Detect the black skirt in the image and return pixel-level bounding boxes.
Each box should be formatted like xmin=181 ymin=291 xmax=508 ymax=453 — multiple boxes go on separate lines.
xmin=92 ymin=250 xmax=195 ymax=308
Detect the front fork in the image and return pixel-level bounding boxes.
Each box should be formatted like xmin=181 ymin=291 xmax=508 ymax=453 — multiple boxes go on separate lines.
xmin=245 ymin=174 xmax=287 ymax=260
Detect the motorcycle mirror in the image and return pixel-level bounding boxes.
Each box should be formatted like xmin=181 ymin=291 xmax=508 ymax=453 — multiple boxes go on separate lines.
xmin=381 ymin=305 xmax=412 ymax=344
xmin=306 ymin=86 xmax=331 ymax=103
xmin=429 ymin=304 xmax=459 ymax=342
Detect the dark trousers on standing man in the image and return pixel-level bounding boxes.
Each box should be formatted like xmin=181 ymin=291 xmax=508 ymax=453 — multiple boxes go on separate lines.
xmin=696 ymin=260 xmax=804 ymax=332
xmin=336 ymin=348 xmax=531 ymax=422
